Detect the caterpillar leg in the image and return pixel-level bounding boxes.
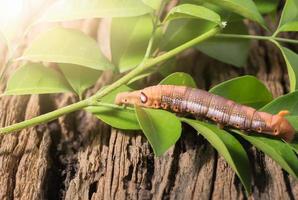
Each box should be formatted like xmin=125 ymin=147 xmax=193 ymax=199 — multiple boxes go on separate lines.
xmin=278 ymin=110 xmax=290 ymax=117
xmin=176 ymin=113 xmax=187 ymax=118
xmin=194 ymin=115 xmax=202 ymax=120
xmin=217 ymin=123 xmax=224 ymax=129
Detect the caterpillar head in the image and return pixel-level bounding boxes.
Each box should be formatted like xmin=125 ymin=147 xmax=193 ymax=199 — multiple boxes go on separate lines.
xmin=271 ymin=111 xmax=295 ymax=142
xmin=115 ymin=91 xmax=142 ymax=105
xmin=115 ymin=88 xmax=158 ymax=108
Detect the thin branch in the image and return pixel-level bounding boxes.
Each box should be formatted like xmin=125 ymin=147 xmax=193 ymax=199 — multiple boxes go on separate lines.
xmin=216 ymin=33 xmax=298 ymax=44
xmin=0 ymin=98 xmax=91 ymax=134
xmin=143 ymin=1 xmax=166 ymax=60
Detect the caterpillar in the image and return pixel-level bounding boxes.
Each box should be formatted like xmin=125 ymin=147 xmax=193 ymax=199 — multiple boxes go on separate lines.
xmin=115 ymin=85 xmax=295 ymax=142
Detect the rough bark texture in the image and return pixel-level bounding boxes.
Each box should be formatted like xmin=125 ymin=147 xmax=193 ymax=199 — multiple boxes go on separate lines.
xmin=0 ymin=4 xmax=298 ymax=200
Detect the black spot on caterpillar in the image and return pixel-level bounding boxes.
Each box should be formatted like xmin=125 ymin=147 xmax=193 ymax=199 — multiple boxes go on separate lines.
xmin=115 ymin=85 xmax=295 ymax=142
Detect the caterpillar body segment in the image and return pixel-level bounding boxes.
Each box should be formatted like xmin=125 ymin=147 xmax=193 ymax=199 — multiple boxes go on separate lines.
xmin=115 ymin=85 xmax=295 ymax=142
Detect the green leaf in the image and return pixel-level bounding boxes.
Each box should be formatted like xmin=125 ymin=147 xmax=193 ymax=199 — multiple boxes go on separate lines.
xmin=290 ymin=137 xmax=298 ymax=154
xmin=233 ymin=130 xmax=298 ymax=179
xmin=20 ymin=27 xmax=113 ymax=70
xmin=5 ymin=63 xmax=73 ymax=95
xmin=197 ymin=20 xmax=250 ymax=67
xmin=142 ymin=0 xmax=162 ymax=10
xmin=286 ymin=116 xmax=298 ymax=132
xmin=278 ymin=21 xmax=298 ymax=32
xmin=59 ymin=63 xmax=101 ymax=98
xmin=277 ymin=0 xmax=298 ymax=33
xmin=182 ymin=118 xmax=251 ymax=193
xmin=164 ymin=4 xmax=221 ymax=25
xmin=260 ymin=91 xmax=298 ymax=115
xmin=205 ymin=0 xmax=266 ymax=27
xmin=38 ymin=0 xmax=153 ymax=22
xmin=279 ymin=47 xmax=298 ymax=92
xmin=86 ymin=105 xmax=140 ymax=130
xmin=180 ymin=0 xmax=243 ymax=21
xmin=110 ymin=15 xmax=153 ymax=72
xmin=159 ymin=72 xmax=197 ymax=87
xmin=160 ymin=19 xmax=216 ymax=50
xmin=86 ymin=85 xmax=141 ymax=130
xmin=209 ymin=75 xmax=273 ymax=109
xmin=135 ymin=106 xmax=182 ymax=156
xmin=254 ymin=0 xmax=279 ymax=14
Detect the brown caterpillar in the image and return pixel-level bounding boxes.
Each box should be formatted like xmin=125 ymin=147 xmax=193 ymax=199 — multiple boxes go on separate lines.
xmin=115 ymin=85 xmax=295 ymax=142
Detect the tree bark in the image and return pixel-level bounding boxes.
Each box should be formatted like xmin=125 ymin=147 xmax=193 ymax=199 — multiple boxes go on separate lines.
xmin=0 ymin=13 xmax=297 ymax=200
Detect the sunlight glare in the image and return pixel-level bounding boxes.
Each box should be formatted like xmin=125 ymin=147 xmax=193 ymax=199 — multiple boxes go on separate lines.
xmin=0 ymin=0 xmax=24 ymax=24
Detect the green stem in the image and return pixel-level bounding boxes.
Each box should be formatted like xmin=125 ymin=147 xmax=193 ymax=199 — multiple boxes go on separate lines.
xmin=216 ymin=34 xmax=298 ymax=44
xmin=144 ymin=29 xmax=156 ymax=60
xmin=216 ymin=33 xmax=270 ymax=41
xmin=143 ymin=2 xmax=165 ymax=60
xmin=0 ymin=98 xmax=91 ymax=134
xmin=0 ymin=26 xmax=221 ymax=135
xmin=272 ymin=37 xmax=298 ymax=44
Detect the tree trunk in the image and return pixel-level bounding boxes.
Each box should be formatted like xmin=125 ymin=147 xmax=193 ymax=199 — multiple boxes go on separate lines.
xmin=0 ymin=13 xmax=297 ymax=200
